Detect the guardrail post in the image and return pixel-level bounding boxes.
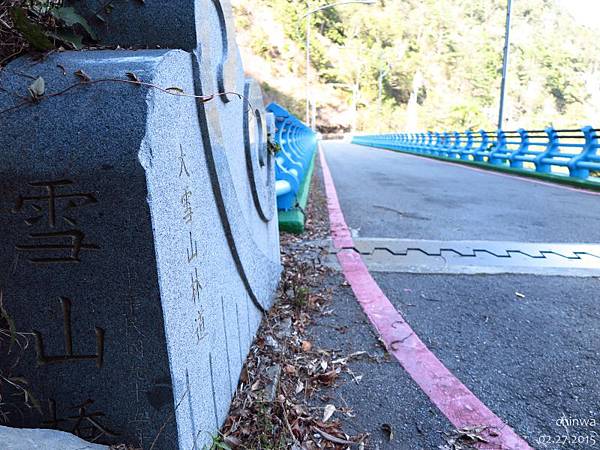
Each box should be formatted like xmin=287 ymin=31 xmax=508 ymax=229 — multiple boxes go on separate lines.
xmin=489 ymin=130 xmax=507 ymax=165
xmin=449 ymin=131 xmax=460 ymax=159
xmin=461 ymin=130 xmax=474 ymax=160
xmin=569 ymin=126 xmax=596 ymax=179
xmin=275 ymin=159 xmax=300 ymax=209
xmin=410 ymin=133 xmax=417 ymax=151
xmin=439 ymin=131 xmax=449 ymax=157
xmin=419 ymin=132 xmax=426 ymax=152
xmin=422 ymin=131 xmax=431 ymax=154
xmin=533 ymin=127 xmax=556 ymax=174
xmin=509 ymin=128 xmax=529 ymax=169
xmin=431 ymin=132 xmax=439 ymax=156
xmin=474 ymin=130 xmax=489 ymax=161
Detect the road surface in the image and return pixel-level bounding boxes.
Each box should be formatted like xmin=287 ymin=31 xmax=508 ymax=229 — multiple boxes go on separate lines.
xmin=313 ymin=140 xmax=600 ymax=449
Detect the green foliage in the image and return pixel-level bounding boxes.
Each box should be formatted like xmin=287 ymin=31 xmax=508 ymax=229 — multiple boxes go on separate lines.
xmin=9 ymin=7 xmax=53 ymax=51
xmin=240 ymin=0 xmax=600 ymax=132
xmin=2 ymin=1 xmax=98 ymax=63
xmin=249 ymin=29 xmax=272 ymax=58
xmin=51 ymin=7 xmax=95 ymax=39
xmin=208 ymin=435 xmax=232 ymax=450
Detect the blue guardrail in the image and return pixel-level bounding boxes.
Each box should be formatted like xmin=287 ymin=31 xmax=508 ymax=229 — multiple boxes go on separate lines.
xmin=353 ymin=127 xmax=600 ymax=185
xmin=267 ymin=103 xmax=317 ymax=211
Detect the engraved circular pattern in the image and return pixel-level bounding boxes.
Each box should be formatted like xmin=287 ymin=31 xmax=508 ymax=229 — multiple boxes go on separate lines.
xmin=211 ymin=0 xmax=240 ymax=103
xmin=255 ymin=109 xmax=266 ymax=168
xmin=243 ymin=79 xmax=275 ymax=222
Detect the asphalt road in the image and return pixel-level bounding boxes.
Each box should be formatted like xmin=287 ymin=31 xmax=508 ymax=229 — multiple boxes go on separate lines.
xmin=317 ymin=140 xmax=600 ymax=449
xmin=322 ymin=141 xmax=600 ymax=243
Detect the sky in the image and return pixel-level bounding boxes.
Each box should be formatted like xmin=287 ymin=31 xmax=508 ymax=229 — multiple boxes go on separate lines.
xmin=558 ymin=0 xmax=600 ymax=28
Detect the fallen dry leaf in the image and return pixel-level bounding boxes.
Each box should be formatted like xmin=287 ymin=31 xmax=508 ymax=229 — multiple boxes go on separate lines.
xmin=314 ymin=370 xmax=338 ymax=386
xmin=323 ymin=404 xmax=336 ymax=422
xmin=74 ymin=69 xmax=91 ymax=82
xmin=28 ymin=77 xmax=45 ymax=99
xmin=443 ymin=425 xmax=491 ymax=449
xmin=312 ymin=426 xmax=355 ymax=445
xmin=284 ymin=364 xmax=297 ymax=375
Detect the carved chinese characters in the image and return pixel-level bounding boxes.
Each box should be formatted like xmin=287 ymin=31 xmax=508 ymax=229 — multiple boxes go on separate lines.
xmin=0 ymin=0 xmax=281 ymax=446
xmin=14 ymin=180 xmax=99 ymax=264
xmin=7 ymin=177 xmax=116 ymax=438
xmin=43 ymin=399 xmax=118 ymax=442
xmin=34 ymin=297 xmax=105 ymax=368
xmin=179 ymin=145 xmax=207 ymax=343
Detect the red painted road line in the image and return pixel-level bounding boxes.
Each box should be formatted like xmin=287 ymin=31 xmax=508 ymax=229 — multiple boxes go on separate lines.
xmin=367 ymin=144 xmax=600 ymax=197
xmin=319 ymin=146 xmax=533 ymax=450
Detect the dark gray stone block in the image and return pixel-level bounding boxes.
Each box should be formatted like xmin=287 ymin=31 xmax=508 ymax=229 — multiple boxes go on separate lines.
xmin=0 ymin=46 xmax=280 ymax=450
xmin=67 ymin=0 xmax=242 ymax=100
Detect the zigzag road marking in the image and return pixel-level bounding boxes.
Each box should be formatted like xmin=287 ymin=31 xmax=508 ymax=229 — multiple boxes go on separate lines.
xmin=325 ymin=239 xmax=600 ymax=275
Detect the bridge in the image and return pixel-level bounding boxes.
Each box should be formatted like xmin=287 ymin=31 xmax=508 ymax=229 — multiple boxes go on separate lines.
xmin=1 ymin=0 xmax=599 ymax=447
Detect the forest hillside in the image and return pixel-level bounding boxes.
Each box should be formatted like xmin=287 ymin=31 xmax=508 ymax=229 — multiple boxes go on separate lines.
xmin=232 ymin=0 xmax=600 ymax=134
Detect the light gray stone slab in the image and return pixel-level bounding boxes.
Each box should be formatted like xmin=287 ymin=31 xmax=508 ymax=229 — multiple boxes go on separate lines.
xmin=0 ymin=426 xmax=108 ymax=450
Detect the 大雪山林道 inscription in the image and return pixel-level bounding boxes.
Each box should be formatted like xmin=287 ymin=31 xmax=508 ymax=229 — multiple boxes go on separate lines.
xmin=178 ymin=145 xmax=207 ymax=343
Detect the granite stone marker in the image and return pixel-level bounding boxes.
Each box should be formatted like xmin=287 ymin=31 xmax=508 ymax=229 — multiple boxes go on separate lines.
xmin=0 ymin=1 xmax=281 ymax=448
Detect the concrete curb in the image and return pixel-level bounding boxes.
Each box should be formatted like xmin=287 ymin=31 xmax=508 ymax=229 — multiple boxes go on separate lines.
xmin=278 ymin=149 xmax=318 ymax=233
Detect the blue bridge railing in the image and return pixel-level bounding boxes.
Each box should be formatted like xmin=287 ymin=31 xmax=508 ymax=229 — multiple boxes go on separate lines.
xmin=267 ymin=103 xmax=317 ymax=211
xmin=353 ymin=127 xmax=600 ymax=184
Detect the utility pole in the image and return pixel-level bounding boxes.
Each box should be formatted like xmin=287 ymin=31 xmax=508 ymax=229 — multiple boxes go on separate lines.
xmin=498 ymin=0 xmax=513 ymax=131
xmin=306 ymin=15 xmax=311 ymax=127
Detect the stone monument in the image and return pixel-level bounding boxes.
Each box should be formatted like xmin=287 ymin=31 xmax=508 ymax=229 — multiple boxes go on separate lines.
xmin=0 ymin=1 xmax=281 ymax=448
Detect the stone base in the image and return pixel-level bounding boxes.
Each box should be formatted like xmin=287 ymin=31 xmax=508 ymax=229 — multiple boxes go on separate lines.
xmin=0 ymin=48 xmax=280 ymax=449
